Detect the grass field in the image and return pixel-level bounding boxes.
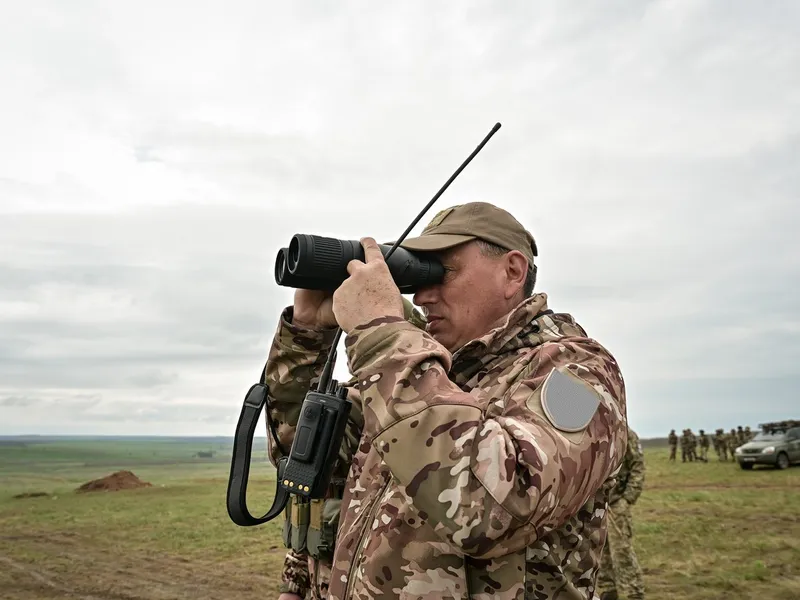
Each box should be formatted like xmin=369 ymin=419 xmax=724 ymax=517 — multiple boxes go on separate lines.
xmin=1 ymin=437 xmax=798 ymax=599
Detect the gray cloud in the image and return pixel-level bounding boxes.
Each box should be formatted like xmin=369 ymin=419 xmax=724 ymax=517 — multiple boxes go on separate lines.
xmin=0 ymin=1 xmax=798 ymax=437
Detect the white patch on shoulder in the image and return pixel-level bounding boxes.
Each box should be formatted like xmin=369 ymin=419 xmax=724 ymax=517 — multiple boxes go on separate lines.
xmin=540 ymin=366 xmax=601 ymax=432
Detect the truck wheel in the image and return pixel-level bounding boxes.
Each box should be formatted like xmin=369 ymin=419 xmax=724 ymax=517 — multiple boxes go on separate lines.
xmin=776 ymin=452 xmax=789 ymax=470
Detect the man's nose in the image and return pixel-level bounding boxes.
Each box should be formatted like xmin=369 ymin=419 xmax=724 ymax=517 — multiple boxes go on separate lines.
xmin=413 ymin=284 xmax=438 ymax=307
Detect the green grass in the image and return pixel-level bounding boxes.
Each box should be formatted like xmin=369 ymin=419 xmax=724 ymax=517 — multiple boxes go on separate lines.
xmin=1 ymin=439 xmax=799 ymax=599
xmin=0 ymin=437 xmax=280 ymax=599
xmin=634 ymin=451 xmax=800 ymax=599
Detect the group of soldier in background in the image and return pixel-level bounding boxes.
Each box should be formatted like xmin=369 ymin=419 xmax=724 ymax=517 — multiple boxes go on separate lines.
xmin=667 ymin=426 xmax=754 ymax=462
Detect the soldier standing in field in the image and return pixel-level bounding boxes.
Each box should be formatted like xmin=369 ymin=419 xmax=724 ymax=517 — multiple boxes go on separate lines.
xmin=680 ymin=429 xmax=689 ymax=462
xmin=711 ymin=429 xmax=720 ymax=458
xmin=682 ymin=428 xmax=695 ymax=462
xmin=689 ymin=429 xmax=698 ymax=461
xmin=267 ymin=202 xmax=629 ymax=600
xmin=713 ymin=428 xmax=728 ymax=461
xmin=721 ymin=428 xmax=731 ymax=460
xmin=728 ymin=428 xmax=739 ymax=455
xmin=698 ymin=429 xmax=709 ymax=462
xmin=668 ymin=429 xmax=677 ymax=461
xmin=597 ymin=427 xmax=646 ymax=600
xmin=723 ymin=428 xmax=733 ymax=461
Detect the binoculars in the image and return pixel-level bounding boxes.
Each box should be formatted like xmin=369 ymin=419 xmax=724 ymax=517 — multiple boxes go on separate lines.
xmin=274 ymin=234 xmax=445 ymax=293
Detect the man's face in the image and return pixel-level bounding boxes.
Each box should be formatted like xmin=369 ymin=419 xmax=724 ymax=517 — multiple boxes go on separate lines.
xmin=412 ymin=241 xmax=525 ymax=353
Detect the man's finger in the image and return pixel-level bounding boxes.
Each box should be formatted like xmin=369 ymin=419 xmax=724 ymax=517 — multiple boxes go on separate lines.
xmin=360 ymin=237 xmax=385 ymax=263
xmin=346 ymin=259 xmax=364 ymax=276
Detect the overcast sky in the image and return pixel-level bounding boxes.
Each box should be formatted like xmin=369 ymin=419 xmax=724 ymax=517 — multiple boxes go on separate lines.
xmin=1 ymin=1 xmax=798 ymax=438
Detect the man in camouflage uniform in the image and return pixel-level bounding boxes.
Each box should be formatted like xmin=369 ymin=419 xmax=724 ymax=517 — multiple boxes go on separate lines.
xmin=680 ymin=429 xmax=691 ymax=462
xmin=597 ymin=427 xmax=646 ymax=600
xmin=667 ymin=429 xmax=677 ymax=462
xmin=713 ymin=429 xmax=728 ymax=461
xmin=737 ymin=426 xmax=746 ymax=447
xmin=267 ymin=202 xmax=628 ymax=600
xmin=697 ymin=429 xmax=709 ymax=462
xmin=711 ymin=429 xmax=720 ymax=458
xmin=689 ymin=429 xmax=698 ymax=461
xmin=728 ymin=428 xmax=739 ymax=454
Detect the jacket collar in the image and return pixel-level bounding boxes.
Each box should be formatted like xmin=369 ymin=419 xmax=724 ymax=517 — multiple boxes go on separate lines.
xmin=449 ymin=292 xmax=587 ymax=385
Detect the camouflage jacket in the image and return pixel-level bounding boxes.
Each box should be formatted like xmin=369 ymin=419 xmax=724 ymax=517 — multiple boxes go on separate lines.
xmin=609 ymin=428 xmax=645 ymax=505
xmin=267 ymin=298 xmax=426 ymax=599
xmin=265 ymin=293 xmax=628 ymax=600
xmin=667 ymin=432 xmax=677 ymax=446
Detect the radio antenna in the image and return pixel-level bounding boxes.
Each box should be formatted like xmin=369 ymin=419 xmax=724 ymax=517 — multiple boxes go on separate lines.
xmin=316 ymin=122 xmax=502 ymax=392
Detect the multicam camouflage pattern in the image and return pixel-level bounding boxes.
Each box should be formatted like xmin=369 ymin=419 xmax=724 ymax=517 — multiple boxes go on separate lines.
xmin=680 ymin=430 xmax=690 ymax=462
xmin=698 ymin=430 xmax=709 ymax=462
xmin=667 ymin=429 xmax=677 ymax=462
xmin=279 ymin=550 xmax=336 ymax=599
xmin=597 ymin=500 xmax=645 ymax=600
xmin=680 ymin=429 xmax=698 ymax=462
xmin=268 ymin=298 xmax=425 ymax=599
xmin=608 ymin=429 xmax=645 ymax=506
xmin=267 ymin=300 xmax=349 ymax=600
xmin=727 ymin=428 xmax=739 ymax=453
xmin=713 ymin=429 xmax=729 ymax=461
xmin=265 ymin=293 xmax=627 ymax=600
xmin=598 ymin=427 xmax=645 ymax=600
xmin=280 ymin=549 xmax=313 ymax=598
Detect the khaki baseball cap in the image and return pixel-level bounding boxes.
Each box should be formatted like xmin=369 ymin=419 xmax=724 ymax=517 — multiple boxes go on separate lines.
xmin=394 ymin=202 xmax=537 ymax=264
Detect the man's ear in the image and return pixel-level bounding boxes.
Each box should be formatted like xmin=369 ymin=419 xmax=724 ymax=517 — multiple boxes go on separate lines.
xmin=504 ymin=251 xmax=528 ymax=300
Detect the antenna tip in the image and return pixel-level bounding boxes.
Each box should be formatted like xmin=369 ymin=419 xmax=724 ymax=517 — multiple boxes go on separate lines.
xmin=492 ymin=122 xmax=502 ymax=132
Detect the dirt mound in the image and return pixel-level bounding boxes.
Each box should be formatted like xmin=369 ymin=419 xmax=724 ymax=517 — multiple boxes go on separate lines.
xmin=75 ymin=470 xmax=152 ymax=493
xmin=13 ymin=492 xmax=49 ymax=499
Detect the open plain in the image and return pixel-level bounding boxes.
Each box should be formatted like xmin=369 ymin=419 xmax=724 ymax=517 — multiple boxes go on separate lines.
xmin=1 ymin=437 xmax=798 ymax=600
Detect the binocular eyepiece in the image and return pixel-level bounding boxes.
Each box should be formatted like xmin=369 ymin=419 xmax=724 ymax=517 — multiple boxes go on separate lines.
xmin=274 ymin=234 xmax=444 ymax=293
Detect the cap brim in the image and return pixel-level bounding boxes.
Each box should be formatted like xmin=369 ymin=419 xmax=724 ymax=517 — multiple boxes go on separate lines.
xmin=386 ymin=233 xmax=477 ymax=253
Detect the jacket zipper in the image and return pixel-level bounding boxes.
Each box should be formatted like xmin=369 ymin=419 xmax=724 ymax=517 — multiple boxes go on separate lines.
xmin=344 ymin=478 xmax=390 ymax=599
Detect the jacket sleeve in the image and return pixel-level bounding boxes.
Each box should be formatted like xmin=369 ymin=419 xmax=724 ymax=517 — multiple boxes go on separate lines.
xmin=263 ymin=299 xmax=425 ymax=465
xmin=263 ymin=306 xmax=360 ymax=465
xmin=263 ymin=303 xmax=425 ymax=593
xmin=622 ymin=432 xmax=645 ymax=504
xmin=344 ymin=316 xmax=628 ymax=560
xmin=279 ymin=549 xmax=311 ymax=599
xmin=262 ymin=306 xmax=357 ymax=597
